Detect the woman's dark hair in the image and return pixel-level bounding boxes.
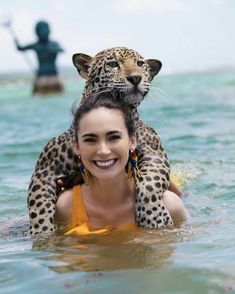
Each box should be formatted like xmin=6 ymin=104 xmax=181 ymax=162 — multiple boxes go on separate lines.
xmin=72 ymin=92 xmax=136 ymax=143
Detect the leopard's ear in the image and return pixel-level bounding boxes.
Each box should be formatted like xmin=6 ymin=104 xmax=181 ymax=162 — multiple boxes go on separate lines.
xmin=145 ymin=59 xmax=162 ymax=80
xmin=72 ymin=53 xmax=93 ymax=80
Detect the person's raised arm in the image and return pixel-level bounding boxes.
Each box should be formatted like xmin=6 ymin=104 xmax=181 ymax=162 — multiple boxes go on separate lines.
xmin=14 ymin=38 xmax=34 ymax=51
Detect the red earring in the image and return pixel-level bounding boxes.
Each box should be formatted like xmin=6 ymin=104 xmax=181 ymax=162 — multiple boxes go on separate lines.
xmin=127 ymin=148 xmax=140 ymax=179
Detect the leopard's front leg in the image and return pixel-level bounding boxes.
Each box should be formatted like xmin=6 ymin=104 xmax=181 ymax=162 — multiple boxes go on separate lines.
xmin=28 ymin=171 xmax=58 ymax=235
xmin=27 ymin=129 xmax=77 ymax=235
xmin=135 ymin=121 xmax=173 ymax=228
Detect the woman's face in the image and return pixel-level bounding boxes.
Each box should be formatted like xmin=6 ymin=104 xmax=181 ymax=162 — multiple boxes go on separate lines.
xmin=76 ymin=107 xmax=136 ymax=181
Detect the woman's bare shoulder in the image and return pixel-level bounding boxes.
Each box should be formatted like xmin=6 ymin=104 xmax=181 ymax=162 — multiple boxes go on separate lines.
xmin=55 ymin=189 xmax=73 ymax=224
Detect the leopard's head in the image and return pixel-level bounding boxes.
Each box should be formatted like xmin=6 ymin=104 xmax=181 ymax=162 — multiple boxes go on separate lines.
xmin=73 ymin=47 xmax=162 ymax=107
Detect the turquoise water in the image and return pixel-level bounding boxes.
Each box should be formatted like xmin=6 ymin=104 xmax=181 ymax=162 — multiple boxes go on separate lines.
xmin=0 ymin=69 xmax=235 ymax=293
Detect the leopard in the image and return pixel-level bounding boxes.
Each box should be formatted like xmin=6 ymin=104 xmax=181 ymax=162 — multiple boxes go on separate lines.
xmin=28 ymin=47 xmax=173 ymax=235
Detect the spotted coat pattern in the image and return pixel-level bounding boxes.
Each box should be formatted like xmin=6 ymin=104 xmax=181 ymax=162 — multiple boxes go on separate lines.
xmin=28 ymin=47 xmax=173 ymax=235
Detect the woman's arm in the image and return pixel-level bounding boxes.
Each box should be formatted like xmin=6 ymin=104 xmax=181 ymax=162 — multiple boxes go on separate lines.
xmin=168 ymin=179 xmax=182 ymax=197
xmin=55 ymin=189 xmax=73 ymax=224
xmin=163 ymin=190 xmax=189 ymax=225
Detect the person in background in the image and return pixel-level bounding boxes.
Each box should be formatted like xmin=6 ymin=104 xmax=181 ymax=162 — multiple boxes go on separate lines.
xmin=15 ymin=20 xmax=64 ymax=95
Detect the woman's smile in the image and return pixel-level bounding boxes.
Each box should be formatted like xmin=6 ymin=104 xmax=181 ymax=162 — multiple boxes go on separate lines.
xmin=93 ymin=159 xmax=117 ymax=169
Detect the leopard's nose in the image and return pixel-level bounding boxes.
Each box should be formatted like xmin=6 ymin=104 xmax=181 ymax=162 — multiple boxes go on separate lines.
xmin=127 ymin=75 xmax=142 ymax=86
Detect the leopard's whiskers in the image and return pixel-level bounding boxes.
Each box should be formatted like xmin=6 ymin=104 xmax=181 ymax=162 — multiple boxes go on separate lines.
xmin=148 ymin=84 xmax=175 ymax=106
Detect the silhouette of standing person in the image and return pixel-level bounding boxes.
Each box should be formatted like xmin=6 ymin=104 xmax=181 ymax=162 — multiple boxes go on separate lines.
xmin=15 ymin=20 xmax=64 ymax=95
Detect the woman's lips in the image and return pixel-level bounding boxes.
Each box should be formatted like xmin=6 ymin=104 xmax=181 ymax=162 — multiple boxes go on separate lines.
xmin=93 ymin=159 xmax=117 ymax=169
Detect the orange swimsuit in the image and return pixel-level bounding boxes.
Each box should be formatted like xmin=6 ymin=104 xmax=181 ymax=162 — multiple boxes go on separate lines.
xmin=65 ymin=185 xmax=137 ymax=236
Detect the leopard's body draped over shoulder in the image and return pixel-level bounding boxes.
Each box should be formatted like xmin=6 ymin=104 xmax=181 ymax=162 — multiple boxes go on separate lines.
xmin=28 ymin=47 xmax=173 ymax=235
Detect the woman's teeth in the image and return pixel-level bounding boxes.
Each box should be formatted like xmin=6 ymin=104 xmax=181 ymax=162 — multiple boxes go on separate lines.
xmin=95 ymin=159 xmax=115 ymax=167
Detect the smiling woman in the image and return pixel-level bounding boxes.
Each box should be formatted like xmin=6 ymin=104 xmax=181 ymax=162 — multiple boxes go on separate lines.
xmin=55 ymin=92 xmax=189 ymax=235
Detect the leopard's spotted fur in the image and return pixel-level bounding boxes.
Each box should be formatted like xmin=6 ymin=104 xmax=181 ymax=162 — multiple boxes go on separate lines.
xmin=28 ymin=47 xmax=173 ymax=235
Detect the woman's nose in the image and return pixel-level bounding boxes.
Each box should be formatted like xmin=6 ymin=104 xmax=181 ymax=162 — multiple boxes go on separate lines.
xmin=97 ymin=142 xmax=111 ymax=155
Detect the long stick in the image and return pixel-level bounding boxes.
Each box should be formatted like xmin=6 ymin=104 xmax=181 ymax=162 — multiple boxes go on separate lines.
xmin=2 ymin=17 xmax=35 ymax=73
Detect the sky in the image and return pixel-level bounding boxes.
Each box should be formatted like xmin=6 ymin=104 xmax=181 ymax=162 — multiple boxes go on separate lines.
xmin=0 ymin=0 xmax=234 ymax=74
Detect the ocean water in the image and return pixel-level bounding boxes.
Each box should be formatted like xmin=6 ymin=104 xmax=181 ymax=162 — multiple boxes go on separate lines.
xmin=0 ymin=69 xmax=235 ymax=293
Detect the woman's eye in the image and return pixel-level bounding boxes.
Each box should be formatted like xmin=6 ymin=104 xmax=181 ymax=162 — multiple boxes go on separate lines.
xmin=137 ymin=60 xmax=145 ymax=67
xmin=83 ymin=138 xmax=96 ymax=143
xmin=106 ymin=61 xmax=119 ymax=68
xmin=109 ymin=135 xmax=121 ymax=141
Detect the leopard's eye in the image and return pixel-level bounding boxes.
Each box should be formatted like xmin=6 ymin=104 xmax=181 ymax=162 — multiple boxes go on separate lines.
xmin=106 ymin=61 xmax=119 ymax=68
xmin=137 ymin=60 xmax=145 ymax=67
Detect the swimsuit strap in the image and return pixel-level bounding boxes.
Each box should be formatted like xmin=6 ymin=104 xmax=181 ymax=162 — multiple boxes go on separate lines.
xmin=71 ymin=185 xmax=89 ymax=227
xmin=65 ymin=185 xmax=114 ymax=236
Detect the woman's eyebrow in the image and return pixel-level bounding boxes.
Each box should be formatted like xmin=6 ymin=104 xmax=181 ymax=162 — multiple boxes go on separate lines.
xmin=107 ymin=130 xmax=122 ymax=135
xmin=81 ymin=133 xmax=97 ymax=138
xmin=81 ymin=130 xmax=122 ymax=138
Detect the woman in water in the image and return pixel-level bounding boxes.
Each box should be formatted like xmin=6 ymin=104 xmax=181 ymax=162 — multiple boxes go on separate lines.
xmin=55 ymin=93 xmax=189 ymax=235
